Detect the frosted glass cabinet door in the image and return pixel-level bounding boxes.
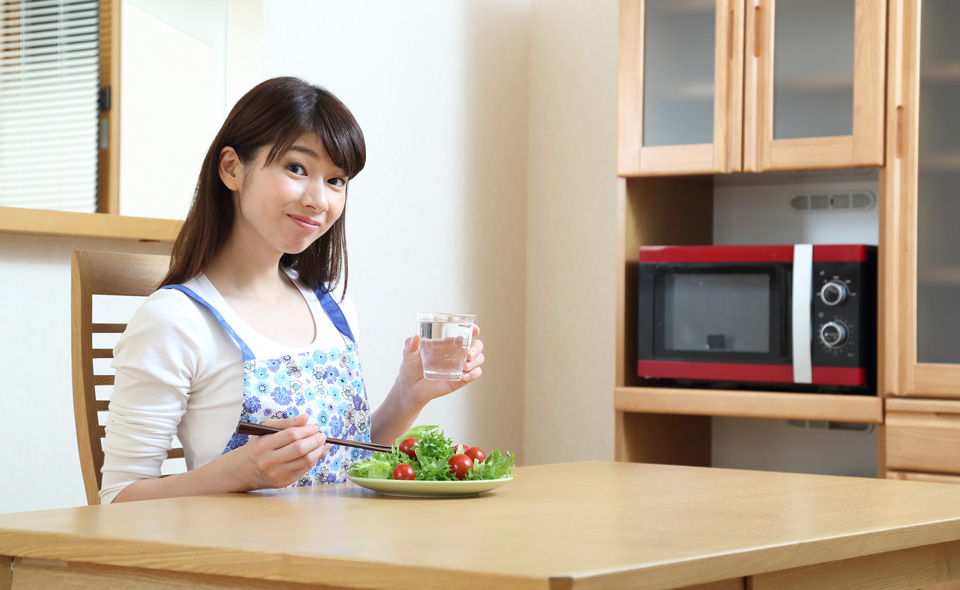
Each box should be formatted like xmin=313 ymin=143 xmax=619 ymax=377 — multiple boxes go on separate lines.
xmin=891 ymin=0 xmax=960 ymax=397
xmin=916 ymin=0 xmax=960 ymax=367
xmin=618 ymin=0 xmax=743 ymax=176
xmin=744 ymin=0 xmax=886 ymax=171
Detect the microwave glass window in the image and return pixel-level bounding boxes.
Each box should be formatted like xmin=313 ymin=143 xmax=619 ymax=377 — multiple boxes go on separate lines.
xmin=663 ymin=273 xmax=770 ymax=353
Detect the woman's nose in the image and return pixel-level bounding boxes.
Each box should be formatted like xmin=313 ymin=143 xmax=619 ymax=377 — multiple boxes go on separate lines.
xmin=302 ymin=181 xmax=330 ymax=210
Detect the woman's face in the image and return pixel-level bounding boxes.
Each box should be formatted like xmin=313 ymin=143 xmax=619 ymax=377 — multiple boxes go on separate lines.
xmin=220 ymin=132 xmax=348 ymax=257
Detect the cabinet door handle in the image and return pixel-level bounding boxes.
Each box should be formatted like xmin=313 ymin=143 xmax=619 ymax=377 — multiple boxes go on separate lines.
xmin=896 ymin=105 xmax=904 ymax=160
xmin=728 ymin=8 xmax=734 ymax=61
xmin=754 ymin=4 xmax=762 ymax=58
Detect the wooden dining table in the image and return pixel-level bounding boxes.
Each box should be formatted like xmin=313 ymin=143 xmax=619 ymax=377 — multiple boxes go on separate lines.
xmin=3 ymin=461 xmax=960 ymax=590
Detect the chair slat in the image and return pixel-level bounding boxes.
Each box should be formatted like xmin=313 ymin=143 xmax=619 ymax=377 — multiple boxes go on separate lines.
xmin=93 ymin=375 xmax=114 ymax=386
xmin=92 ymin=348 xmax=113 ymax=359
xmin=95 ymin=400 xmax=109 ymax=412
xmin=92 ymin=323 xmax=127 ymax=334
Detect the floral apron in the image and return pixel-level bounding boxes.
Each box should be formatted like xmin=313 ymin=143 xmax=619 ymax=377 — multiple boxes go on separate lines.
xmin=163 ymin=284 xmax=372 ymax=486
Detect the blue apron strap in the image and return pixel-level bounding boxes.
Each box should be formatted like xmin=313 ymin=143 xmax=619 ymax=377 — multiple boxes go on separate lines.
xmin=162 ymin=285 xmax=256 ymax=362
xmin=315 ymin=287 xmax=355 ymax=343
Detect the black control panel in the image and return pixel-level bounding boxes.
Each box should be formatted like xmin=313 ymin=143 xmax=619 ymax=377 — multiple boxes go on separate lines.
xmin=811 ymin=257 xmax=877 ymax=377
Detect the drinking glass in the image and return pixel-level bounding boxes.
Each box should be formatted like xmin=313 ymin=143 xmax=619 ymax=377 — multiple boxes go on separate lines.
xmin=417 ymin=312 xmax=476 ymax=381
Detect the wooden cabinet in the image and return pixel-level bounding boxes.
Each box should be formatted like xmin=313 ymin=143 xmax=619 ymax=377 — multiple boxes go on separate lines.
xmin=614 ymin=0 xmax=960 ymax=481
xmin=881 ymin=0 xmax=960 ymax=481
xmin=614 ymin=0 xmax=887 ymax=467
xmin=617 ymin=0 xmax=886 ymax=176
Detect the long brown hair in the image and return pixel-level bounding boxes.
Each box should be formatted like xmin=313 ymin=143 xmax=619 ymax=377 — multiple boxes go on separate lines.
xmin=161 ymin=77 xmax=366 ymax=295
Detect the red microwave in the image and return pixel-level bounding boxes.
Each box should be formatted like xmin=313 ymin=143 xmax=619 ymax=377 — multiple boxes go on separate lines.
xmin=637 ymin=244 xmax=877 ymax=392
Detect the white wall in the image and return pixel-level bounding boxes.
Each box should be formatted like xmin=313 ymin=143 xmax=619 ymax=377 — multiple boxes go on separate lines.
xmin=260 ymin=0 xmax=531 ymax=456
xmin=119 ymin=0 xmax=225 ymax=220
xmin=0 ymin=235 xmax=171 ymax=513
xmin=120 ymin=0 xmax=263 ymax=220
xmin=0 ymin=1 xmax=621 ymax=513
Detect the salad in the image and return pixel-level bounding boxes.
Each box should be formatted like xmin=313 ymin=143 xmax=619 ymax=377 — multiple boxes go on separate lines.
xmin=348 ymin=425 xmax=514 ymax=482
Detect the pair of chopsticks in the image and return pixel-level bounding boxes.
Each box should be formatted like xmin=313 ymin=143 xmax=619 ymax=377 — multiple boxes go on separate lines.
xmin=235 ymin=421 xmax=392 ymax=454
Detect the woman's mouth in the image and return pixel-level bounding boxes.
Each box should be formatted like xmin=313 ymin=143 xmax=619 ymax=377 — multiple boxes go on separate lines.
xmin=289 ymin=214 xmax=321 ymax=231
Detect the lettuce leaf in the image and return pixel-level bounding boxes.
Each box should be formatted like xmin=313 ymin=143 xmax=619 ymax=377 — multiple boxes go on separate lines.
xmin=346 ymin=451 xmax=399 ymax=479
xmin=466 ymin=449 xmax=514 ymax=480
xmin=410 ymin=427 xmax=458 ymax=481
xmin=394 ymin=424 xmax=440 ymax=448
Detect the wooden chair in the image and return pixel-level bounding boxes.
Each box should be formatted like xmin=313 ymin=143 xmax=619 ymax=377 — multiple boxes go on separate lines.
xmin=71 ymin=250 xmax=183 ymax=505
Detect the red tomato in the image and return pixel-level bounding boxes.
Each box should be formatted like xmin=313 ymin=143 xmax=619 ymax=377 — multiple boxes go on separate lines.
xmin=465 ymin=446 xmax=486 ymax=464
xmin=448 ymin=453 xmax=474 ymax=480
xmin=398 ymin=437 xmax=419 ymax=461
xmin=393 ymin=463 xmax=415 ymax=480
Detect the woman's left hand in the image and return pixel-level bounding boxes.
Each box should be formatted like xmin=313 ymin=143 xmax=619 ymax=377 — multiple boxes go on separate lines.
xmin=397 ymin=324 xmax=484 ymax=405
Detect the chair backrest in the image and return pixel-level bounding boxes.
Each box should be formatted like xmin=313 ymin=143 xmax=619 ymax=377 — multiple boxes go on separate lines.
xmin=71 ymin=250 xmax=180 ymax=505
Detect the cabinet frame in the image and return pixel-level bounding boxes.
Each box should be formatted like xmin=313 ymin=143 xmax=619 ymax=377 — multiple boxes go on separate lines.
xmin=743 ymin=0 xmax=887 ymax=172
xmin=617 ymin=0 xmax=744 ymax=176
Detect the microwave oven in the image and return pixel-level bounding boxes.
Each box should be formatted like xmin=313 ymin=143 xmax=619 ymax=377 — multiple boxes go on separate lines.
xmin=637 ymin=244 xmax=877 ymax=392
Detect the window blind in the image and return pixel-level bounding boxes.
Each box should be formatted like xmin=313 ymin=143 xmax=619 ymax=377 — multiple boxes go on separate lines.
xmin=0 ymin=0 xmax=99 ymax=212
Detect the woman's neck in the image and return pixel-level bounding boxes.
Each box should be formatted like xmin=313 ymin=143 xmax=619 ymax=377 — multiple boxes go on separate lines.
xmin=203 ymin=238 xmax=287 ymax=300
xmin=202 ymin=241 xmax=317 ymax=347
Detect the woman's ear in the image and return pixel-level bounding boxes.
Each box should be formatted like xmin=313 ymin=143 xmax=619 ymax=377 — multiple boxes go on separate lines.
xmin=218 ymin=146 xmax=242 ymax=191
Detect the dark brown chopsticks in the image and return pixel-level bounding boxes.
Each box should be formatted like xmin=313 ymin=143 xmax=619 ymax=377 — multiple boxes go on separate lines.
xmin=235 ymin=421 xmax=393 ymax=454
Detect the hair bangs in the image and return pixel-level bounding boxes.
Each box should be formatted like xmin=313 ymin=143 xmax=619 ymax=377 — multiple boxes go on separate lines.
xmin=263 ymin=121 xmax=311 ymax=167
xmin=260 ymin=106 xmax=365 ymax=180
xmin=315 ymin=106 xmax=366 ymax=179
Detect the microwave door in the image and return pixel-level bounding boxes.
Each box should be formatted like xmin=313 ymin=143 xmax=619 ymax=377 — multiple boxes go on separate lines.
xmin=650 ymin=264 xmax=791 ymax=376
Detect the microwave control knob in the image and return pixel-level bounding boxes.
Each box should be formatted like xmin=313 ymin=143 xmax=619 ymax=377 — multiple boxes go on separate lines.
xmin=820 ymin=280 xmax=848 ymax=306
xmin=820 ymin=321 xmax=848 ymax=349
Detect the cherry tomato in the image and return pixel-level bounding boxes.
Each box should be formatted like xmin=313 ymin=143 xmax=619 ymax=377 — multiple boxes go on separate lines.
xmin=448 ymin=453 xmax=474 ymax=480
xmin=393 ymin=463 xmax=415 ymax=480
xmin=398 ymin=437 xmax=419 ymax=461
xmin=465 ymin=446 xmax=486 ymax=464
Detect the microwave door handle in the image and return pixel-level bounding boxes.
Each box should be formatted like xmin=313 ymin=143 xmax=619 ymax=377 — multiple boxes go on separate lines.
xmin=792 ymin=244 xmax=813 ymax=384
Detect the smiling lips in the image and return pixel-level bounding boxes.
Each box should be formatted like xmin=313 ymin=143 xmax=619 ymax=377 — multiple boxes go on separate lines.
xmin=289 ymin=214 xmax=321 ymax=232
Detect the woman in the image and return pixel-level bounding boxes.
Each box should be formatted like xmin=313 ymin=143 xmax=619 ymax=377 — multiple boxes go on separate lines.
xmin=100 ymin=77 xmax=484 ymax=503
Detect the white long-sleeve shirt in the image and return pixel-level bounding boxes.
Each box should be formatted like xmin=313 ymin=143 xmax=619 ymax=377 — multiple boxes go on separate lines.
xmin=100 ymin=270 xmax=359 ymax=503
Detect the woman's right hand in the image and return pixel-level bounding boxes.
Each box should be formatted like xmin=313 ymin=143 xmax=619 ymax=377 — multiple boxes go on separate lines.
xmin=238 ymin=413 xmax=329 ymax=490
xmin=111 ymin=413 xmax=330 ymax=502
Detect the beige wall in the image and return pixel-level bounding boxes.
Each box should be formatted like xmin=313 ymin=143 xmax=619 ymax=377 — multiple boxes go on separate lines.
xmin=0 ymin=0 xmax=620 ymax=514
xmin=524 ymin=0 xmax=619 ymax=464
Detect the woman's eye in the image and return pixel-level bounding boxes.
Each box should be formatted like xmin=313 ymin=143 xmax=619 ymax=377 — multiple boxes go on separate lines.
xmin=287 ymin=163 xmax=306 ymax=175
xmin=328 ymin=177 xmax=347 ymax=188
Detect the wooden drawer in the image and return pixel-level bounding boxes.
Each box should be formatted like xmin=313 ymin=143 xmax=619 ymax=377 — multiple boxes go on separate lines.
xmin=887 ymin=398 xmax=960 ymax=475
xmin=887 ymin=470 xmax=960 ymax=485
